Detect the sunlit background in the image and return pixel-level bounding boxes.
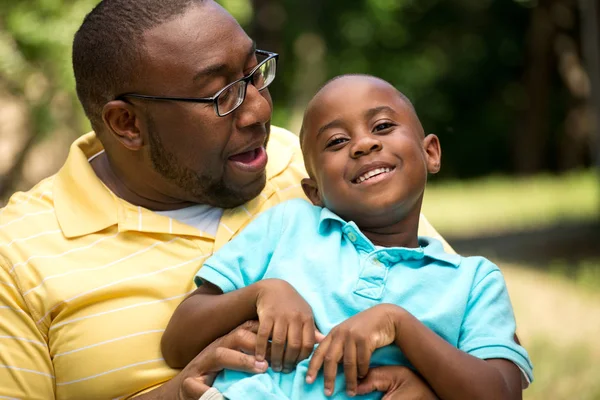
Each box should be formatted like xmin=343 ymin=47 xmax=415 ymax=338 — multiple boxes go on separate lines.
xmin=1 ymin=0 xmax=599 ymax=398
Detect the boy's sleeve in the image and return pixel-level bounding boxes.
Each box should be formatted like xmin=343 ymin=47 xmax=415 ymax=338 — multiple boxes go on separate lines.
xmin=196 ymin=202 xmax=288 ymax=293
xmin=458 ymin=259 xmax=534 ymax=386
xmin=0 ymin=256 xmax=55 ymax=399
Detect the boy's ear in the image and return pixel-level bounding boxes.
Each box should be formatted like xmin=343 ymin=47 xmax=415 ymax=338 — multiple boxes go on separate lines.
xmin=423 ymin=134 xmax=441 ymax=174
xmin=301 ymin=178 xmax=324 ymax=207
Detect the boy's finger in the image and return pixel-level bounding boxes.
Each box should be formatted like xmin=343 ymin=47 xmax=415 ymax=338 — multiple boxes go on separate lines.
xmin=255 ymin=318 xmax=273 ymax=362
xmin=356 ymin=339 xmax=371 ymax=379
xmin=298 ymin=322 xmax=316 ymax=362
xmin=270 ymin=320 xmax=288 ymax=372
xmin=323 ymin=339 xmax=344 ymax=396
xmin=306 ymin=338 xmax=330 ymax=384
xmin=343 ymin=341 xmax=358 ymax=397
xmin=282 ymin=321 xmax=302 ymax=372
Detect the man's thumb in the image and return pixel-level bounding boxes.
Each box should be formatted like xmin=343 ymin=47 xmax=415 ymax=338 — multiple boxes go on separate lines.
xmin=355 ymin=367 xmax=394 ymax=395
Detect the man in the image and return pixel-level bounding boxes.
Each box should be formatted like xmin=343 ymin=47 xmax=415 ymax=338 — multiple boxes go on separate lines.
xmin=0 ymin=1 xmax=446 ymax=399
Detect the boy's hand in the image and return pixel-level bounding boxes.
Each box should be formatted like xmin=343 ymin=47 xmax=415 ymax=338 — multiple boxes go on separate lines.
xmin=306 ymin=304 xmax=400 ymax=397
xmin=255 ymin=279 xmax=316 ymax=373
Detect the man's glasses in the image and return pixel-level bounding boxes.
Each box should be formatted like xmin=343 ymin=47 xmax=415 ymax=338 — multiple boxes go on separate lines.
xmin=116 ymin=50 xmax=278 ymax=117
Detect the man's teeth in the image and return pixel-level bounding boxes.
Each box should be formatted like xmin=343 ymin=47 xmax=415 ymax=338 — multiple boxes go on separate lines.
xmin=355 ymin=167 xmax=392 ymax=183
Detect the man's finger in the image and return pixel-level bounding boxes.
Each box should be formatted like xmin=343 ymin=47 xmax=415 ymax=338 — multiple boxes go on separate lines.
xmin=220 ymin=326 xmax=260 ymax=355
xmin=180 ymin=375 xmax=214 ymax=400
xmin=208 ymin=347 xmax=268 ymax=374
xmin=356 ymin=366 xmax=408 ymax=395
xmin=237 ymin=320 xmax=261 ymax=334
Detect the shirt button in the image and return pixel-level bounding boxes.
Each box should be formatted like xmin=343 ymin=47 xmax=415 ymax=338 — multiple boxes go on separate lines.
xmin=347 ymin=232 xmax=357 ymax=242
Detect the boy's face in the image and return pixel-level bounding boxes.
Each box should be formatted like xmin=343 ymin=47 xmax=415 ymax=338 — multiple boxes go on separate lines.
xmin=301 ymin=76 xmax=441 ymax=229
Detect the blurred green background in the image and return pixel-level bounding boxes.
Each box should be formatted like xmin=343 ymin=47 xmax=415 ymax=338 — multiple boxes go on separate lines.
xmin=0 ymin=0 xmax=599 ymax=398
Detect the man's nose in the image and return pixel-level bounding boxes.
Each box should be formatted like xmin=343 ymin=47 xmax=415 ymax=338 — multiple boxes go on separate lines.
xmin=234 ymin=84 xmax=271 ymax=129
xmin=351 ymin=135 xmax=383 ymax=158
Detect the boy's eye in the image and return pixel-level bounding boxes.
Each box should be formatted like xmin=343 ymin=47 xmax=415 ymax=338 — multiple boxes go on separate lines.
xmin=373 ymin=122 xmax=394 ymax=132
xmin=325 ymin=137 xmax=348 ymax=148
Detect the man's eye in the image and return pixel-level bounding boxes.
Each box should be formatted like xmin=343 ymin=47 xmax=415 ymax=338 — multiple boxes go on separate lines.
xmin=325 ymin=137 xmax=348 ymax=148
xmin=374 ymin=122 xmax=394 ymax=132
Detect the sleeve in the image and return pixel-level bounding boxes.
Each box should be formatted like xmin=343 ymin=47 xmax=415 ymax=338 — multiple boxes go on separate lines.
xmin=196 ymin=202 xmax=288 ymax=293
xmin=418 ymin=214 xmax=455 ymax=254
xmin=458 ymin=260 xmax=534 ymax=385
xmin=0 ymin=255 xmax=55 ymax=399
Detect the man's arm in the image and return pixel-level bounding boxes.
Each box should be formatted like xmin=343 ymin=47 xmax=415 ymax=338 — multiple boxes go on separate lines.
xmin=139 ymin=322 xmax=268 ymax=400
xmin=0 ymin=256 xmax=55 ymax=399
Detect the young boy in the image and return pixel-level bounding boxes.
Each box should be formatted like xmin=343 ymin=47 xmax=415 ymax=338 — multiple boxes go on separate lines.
xmin=162 ymin=74 xmax=533 ymax=399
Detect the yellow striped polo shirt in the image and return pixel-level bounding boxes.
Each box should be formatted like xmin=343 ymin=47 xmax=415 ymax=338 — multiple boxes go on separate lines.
xmin=0 ymin=126 xmax=449 ymax=400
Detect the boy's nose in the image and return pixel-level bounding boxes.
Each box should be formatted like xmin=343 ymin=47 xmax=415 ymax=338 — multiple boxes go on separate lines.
xmin=351 ymin=137 xmax=382 ymax=158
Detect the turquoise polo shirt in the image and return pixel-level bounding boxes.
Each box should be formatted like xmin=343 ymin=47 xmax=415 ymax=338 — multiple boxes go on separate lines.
xmin=196 ymin=199 xmax=533 ymax=400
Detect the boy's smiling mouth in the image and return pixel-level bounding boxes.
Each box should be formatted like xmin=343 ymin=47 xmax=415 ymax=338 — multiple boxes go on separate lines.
xmin=351 ymin=164 xmax=396 ymax=184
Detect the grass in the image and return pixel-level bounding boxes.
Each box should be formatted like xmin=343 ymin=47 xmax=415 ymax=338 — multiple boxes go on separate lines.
xmin=502 ymin=264 xmax=600 ymax=400
xmin=422 ymin=170 xmax=599 ymax=237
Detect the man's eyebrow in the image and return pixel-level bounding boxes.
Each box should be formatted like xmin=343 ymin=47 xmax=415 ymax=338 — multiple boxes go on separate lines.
xmin=364 ymin=106 xmax=396 ymax=120
xmin=192 ymin=41 xmax=257 ymax=83
xmin=317 ymin=119 xmax=344 ymax=138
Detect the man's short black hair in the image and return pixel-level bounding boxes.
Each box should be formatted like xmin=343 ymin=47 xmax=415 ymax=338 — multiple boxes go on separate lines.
xmin=72 ymin=0 xmax=205 ymax=131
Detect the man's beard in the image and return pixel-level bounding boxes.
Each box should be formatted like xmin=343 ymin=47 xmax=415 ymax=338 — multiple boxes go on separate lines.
xmin=146 ymin=118 xmax=267 ymax=209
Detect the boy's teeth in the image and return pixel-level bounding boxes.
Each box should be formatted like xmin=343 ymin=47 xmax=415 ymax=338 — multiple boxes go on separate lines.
xmin=356 ymin=167 xmax=392 ymax=183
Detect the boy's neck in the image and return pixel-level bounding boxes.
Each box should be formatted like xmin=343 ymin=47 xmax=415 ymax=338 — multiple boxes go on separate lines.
xmin=359 ymin=210 xmax=421 ymax=249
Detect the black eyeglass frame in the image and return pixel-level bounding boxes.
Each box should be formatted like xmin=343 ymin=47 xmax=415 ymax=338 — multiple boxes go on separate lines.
xmin=115 ymin=49 xmax=278 ymax=117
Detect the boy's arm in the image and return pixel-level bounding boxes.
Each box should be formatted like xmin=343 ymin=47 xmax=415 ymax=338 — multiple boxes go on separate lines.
xmin=391 ymin=308 xmax=521 ymax=400
xmin=161 ymin=281 xmax=261 ymax=368
xmin=392 ymin=263 xmax=531 ymax=400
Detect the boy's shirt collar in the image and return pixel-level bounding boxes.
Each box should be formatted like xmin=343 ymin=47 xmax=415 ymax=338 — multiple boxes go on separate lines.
xmin=317 ymin=206 xmax=461 ymax=267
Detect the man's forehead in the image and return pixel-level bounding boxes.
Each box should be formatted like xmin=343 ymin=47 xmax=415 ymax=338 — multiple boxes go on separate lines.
xmin=141 ymin=2 xmax=250 ymax=60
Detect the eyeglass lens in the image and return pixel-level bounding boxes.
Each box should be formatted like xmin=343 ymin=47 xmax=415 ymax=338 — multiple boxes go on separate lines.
xmin=216 ymin=57 xmax=276 ymax=115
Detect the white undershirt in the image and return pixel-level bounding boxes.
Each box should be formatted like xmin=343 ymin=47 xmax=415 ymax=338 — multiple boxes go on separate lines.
xmin=155 ymin=204 xmax=223 ymax=237
xmin=88 ymin=150 xmax=224 ymax=236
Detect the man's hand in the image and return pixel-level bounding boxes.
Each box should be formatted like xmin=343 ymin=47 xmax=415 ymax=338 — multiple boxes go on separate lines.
xmin=306 ymin=304 xmax=398 ymax=397
xmin=169 ymin=321 xmax=268 ymax=400
xmin=356 ymin=366 xmax=439 ymax=400
xmin=254 ymin=279 xmax=316 ymax=373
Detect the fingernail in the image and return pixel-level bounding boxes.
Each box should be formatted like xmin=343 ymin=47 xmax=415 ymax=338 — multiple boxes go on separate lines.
xmin=254 ymin=360 xmax=268 ymax=370
xmin=305 ymin=376 xmax=313 ymax=384
xmin=347 ymin=390 xmax=356 ymax=397
xmin=325 ymin=388 xmax=332 ymax=396
xmin=273 ymin=365 xmax=282 ymax=372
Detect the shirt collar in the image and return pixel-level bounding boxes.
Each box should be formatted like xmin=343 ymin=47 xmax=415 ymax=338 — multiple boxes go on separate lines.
xmin=317 ymin=207 xmax=461 ymax=267
xmin=54 ymin=128 xmax=295 ymax=240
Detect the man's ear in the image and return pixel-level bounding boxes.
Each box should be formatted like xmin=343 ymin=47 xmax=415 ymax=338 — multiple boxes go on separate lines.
xmin=102 ymin=100 xmax=144 ymax=151
xmin=423 ymin=134 xmax=441 ymax=174
xmin=301 ymin=178 xmax=324 ymax=207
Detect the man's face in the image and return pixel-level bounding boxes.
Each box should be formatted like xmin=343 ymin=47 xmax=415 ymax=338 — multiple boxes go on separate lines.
xmin=302 ymin=76 xmax=439 ymax=229
xmin=134 ymin=2 xmax=273 ymax=208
